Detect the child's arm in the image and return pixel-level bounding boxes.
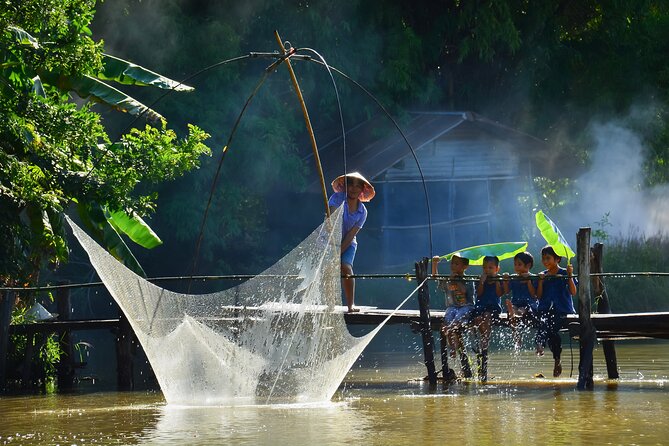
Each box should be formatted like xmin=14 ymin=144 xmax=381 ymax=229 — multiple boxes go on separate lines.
xmin=341 ymin=226 xmax=361 ymax=252
xmin=477 ymin=273 xmax=486 ymax=296
xmin=536 ymin=273 xmax=544 ymax=298
xmin=431 ymin=256 xmax=440 ymax=276
xmin=566 ymin=264 xmax=577 ymax=296
xmin=525 ymin=273 xmax=537 ymax=297
xmin=495 ymin=277 xmax=504 ymax=297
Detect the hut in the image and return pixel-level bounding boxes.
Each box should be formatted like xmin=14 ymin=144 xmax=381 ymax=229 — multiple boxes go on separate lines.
xmin=305 ymin=111 xmax=555 ymax=271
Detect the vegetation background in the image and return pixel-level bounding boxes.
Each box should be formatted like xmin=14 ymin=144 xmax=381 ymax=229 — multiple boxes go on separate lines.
xmin=3 ymin=0 xmax=669 ymax=390
xmin=89 ymin=0 xmax=669 ymax=311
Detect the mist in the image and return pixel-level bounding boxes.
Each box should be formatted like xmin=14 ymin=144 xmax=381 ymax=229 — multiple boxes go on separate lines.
xmin=560 ymin=115 xmax=669 ymax=241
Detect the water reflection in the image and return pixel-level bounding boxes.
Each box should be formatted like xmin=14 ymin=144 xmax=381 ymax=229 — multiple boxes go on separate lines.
xmin=142 ymin=401 xmax=372 ymax=445
xmin=1 ymin=342 xmax=669 ymax=445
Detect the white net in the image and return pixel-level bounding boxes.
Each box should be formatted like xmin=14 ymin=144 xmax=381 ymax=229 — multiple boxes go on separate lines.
xmin=66 ymin=207 xmax=384 ymax=406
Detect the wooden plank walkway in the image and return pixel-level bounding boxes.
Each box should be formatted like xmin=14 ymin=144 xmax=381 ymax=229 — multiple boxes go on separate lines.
xmin=342 ymin=308 xmax=669 ymax=340
xmin=9 ymin=309 xmax=669 ymax=340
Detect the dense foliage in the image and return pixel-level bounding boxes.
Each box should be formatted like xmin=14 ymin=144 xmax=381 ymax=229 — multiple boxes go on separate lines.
xmin=0 ymin=0 xmax=211 ymax=287
xmin=86 ymin=0 xmax=669 ymax=278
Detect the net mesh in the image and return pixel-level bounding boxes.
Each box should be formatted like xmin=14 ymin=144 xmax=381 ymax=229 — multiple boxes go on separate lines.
xmin=66 ymin=207 xmax=383 ymax=405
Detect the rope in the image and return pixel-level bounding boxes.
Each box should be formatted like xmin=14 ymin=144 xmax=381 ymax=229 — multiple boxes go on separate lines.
xmin=187 ymin=66 xmax=277 ymax=291
xmin=295 ymin=47 xmax=348 ymax=204
xmin=303 ymin=58 xmax=434 ymax=258
xmin=3 ymin=270 xmax=668 ymax=293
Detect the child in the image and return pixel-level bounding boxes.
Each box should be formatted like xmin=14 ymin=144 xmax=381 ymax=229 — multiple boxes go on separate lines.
xmin=328 ymin=172 xmax=375 ymax=313
xmin=503 ymin=252 xmax=538 ymax=350
xmin=472 ymin=255 xmax=504 ymax=382
xmin=432 ymin=254 xmax=474 ymax=378
xmin=535 ymin=245 xmax=577 ymax=377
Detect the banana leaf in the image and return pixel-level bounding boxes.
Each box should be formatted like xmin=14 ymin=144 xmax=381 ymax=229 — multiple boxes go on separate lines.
xmin=107 ymin=209 xmax=162 ymax=249
xmin=76 ymin=203 xmax=146 ymax=277
xmin=7 ymin=25 xmax=39 ymax=49
xmin=98 ymin=54 xmax=194 ymax=91
xmin=535 ymin=210 xmax=575 ymax=261
xmin=39 ymin=71 xmax=163 ymax=122
xmin=440 ymin=242 xmax=528 ymax=266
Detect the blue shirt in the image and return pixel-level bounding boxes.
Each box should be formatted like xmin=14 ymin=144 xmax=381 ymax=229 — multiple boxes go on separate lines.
xmin=328 ymin=192 xmax=367 ymax=248
xmin=537 ymin=267 xmax=576 ymax=314
xmin=509 ymin=276 xmax=538 ymax=309
xmin=475 ymin=281 xmax=502 ymax=312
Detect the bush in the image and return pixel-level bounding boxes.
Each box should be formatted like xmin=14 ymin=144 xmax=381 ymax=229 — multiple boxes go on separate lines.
xmin=601 ymin=232 xmax=669 ymax=312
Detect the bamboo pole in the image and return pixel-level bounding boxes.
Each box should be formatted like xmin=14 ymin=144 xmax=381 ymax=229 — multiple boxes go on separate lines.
xmin=273 ymin=31 xmax=330 ymax=218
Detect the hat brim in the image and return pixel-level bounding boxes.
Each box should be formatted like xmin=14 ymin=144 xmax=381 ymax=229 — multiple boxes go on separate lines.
xmin=331 ymin=172 xmax=375 ymax=202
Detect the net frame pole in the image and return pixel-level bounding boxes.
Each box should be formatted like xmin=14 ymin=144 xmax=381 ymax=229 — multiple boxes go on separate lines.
xmin=273 ymin=31 xmax=330 ymax=218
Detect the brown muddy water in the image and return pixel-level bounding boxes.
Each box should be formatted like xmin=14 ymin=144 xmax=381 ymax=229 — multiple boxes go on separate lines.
xmin=1 ymin=341 xmax=668 ymax=445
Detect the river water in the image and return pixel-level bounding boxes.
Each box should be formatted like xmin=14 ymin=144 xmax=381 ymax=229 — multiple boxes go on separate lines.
xmin=1 ymin=340 xmax=668 ymax=445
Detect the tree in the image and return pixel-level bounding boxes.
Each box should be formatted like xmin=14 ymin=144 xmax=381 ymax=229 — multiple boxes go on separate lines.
xmin=0 ymin=0 xmax=211 ymax=287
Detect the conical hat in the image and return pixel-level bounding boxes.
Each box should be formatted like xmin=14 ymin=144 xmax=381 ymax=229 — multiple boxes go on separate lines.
xmin=331 ymin=172 xmax=375 ymax=202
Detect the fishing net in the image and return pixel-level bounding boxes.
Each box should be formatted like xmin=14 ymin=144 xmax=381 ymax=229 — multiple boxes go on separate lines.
xmin=66 ymin=207 xmax=384 ymax=406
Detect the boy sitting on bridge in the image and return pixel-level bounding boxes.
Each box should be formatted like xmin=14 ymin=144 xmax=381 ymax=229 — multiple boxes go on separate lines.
xmin=432 ymin=254 xmax=474 ymax=379
xmin=471 ymin=255 xmax=504 ymax=382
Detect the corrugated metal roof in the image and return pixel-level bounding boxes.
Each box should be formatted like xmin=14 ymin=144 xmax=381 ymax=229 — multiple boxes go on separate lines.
xmin=305 ymin=111 xmax=554 ymax=188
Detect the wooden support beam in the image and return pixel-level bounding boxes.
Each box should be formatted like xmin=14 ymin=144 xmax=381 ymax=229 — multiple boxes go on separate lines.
xmin=592 ymin=243 xmax=619 ymax=379
xmin=116 ymin=313 xmax=134 ymax=390
xmin=56 ymin=285 xmax=75 ymax=389
xmin=415 ymin=258 xmax=437 ymax=385
xmin=577 ymin=227 xmax=595 ymax=390
xmin=0 ymin=291 xmax=14 ymax=391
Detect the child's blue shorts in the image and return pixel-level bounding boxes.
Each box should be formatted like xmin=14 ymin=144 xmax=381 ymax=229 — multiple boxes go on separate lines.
xmin=445 ymin=305 xmax=473 ymax=326
xmin=341 ymin=244 xmax=357 ymax=266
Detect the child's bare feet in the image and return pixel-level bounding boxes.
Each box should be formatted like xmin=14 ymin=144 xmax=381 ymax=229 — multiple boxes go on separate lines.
xmin=553 ymin=360 xmax=562 ymax=377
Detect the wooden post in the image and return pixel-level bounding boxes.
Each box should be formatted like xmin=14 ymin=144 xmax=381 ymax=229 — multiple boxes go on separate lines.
xmin=56 ymin=285 xmax=75 ymax=389
xmin=577 ymin=228 xmax=596 ymax=390
xmin=116 ymin=312 xmax=134 ymax=390
xmin=415 ymin=258 xmax=437 ymax=385
xmin=0 ymin=290 xmax=15 ymax=391
xmin=591 ymin=243 xmax=619 ymax=379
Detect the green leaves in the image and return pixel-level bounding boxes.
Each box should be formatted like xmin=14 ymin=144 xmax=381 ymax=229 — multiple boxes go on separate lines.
xmin=77 ymin=203 xmax=146 ymax=277
xmin=49 ymin=73 xmax=164 ymax=122
xmin=535 ymin=210 xmax=575 ymax=261
xmin=0 ymin=2 xmax=212 ymax=286
xmin=98 ymin=54 xmax=194 ymax=91
xmin=440 ymin=242 xmax=528 ymax=266
xmin=107 ymin=209 xmax=162 ymax=249
xmin=6 ymin=25 xmax=39 ymax=49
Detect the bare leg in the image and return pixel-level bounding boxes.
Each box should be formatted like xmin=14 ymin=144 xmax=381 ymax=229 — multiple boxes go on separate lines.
xmin=478 ymin=314 xmax=492 ymax=352
xmin=342 ymin=263 xmax=357 ymax=312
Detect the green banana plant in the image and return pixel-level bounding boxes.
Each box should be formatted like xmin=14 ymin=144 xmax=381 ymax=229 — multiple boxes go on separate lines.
xmin=4 ymin=25 xmax=190 ymax=273
xmin=8 ymin=26 xmax=193 ymax=121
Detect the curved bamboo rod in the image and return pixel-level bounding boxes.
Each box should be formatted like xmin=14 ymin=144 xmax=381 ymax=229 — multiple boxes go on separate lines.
xmin=273 ymin=31 xmax=330 ymax=218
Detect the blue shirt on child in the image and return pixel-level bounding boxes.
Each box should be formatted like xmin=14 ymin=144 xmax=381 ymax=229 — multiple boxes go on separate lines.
xmin=509 ymin=276 xmax=538 ymax=310
xmin=537 ymin=267 xmax=576 ymax=314
xmin=475 ymin=281 xmax=502 ymax=312
xmin=328 ymin=191 xmax=367 ymax=248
